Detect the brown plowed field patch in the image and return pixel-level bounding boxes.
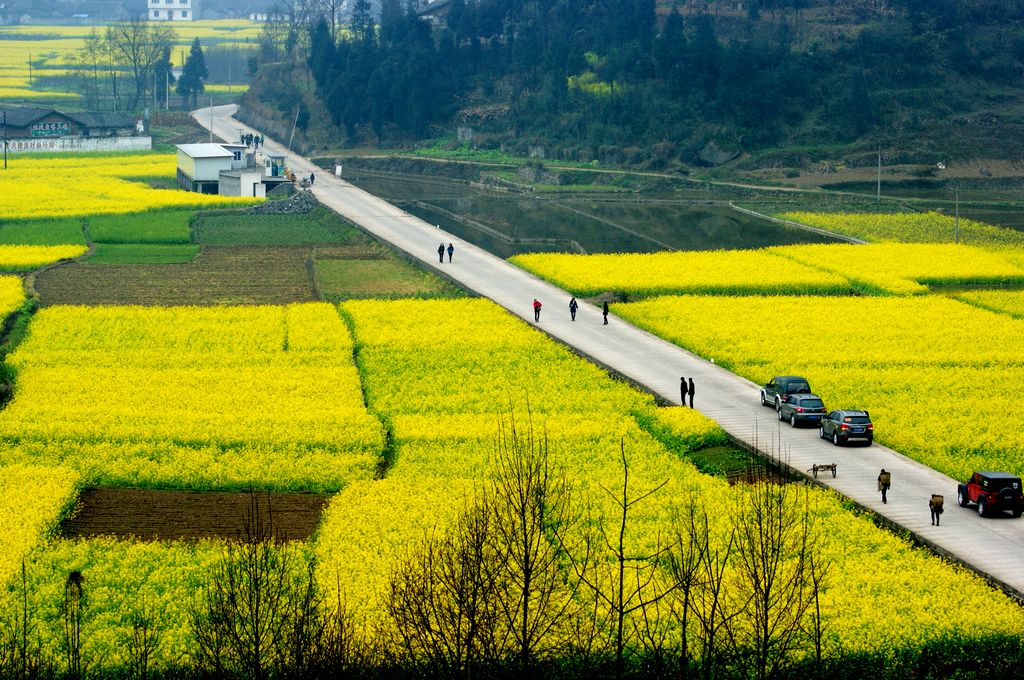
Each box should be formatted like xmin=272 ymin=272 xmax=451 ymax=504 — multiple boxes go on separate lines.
xmin=59 ymin=487 xmax=331 ymax=541
xmin=35 ymin=246 xmax=315 ymax=306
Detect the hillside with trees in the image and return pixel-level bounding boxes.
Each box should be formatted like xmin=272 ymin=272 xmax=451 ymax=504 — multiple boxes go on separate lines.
xmin=245 ymin=0 xmax=1024 ymax=169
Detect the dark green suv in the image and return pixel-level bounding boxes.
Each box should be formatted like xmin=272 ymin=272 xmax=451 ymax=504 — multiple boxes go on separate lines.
xmin=760 ymin=375 xmax=811 ymax=410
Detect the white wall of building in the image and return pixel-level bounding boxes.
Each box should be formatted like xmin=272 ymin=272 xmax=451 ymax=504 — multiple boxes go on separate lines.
xmin=148 ymin=0 xmax=198 ymax=21
xmin=8 ymin=136 xmax=153 ymax=154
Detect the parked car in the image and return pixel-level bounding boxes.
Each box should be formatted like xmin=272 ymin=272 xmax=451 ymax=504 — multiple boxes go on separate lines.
xmin=778 ymin=394 xmax=827 ymax=427
xmin=760 ymin=375 xmax=811 ymax=410
xmin=957 ymin=471 xmax=1024 ymax=518
xmin=819 ymin=410 xmax=874 ymax=446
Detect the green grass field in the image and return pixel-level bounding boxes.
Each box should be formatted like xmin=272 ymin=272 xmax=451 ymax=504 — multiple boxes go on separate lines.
xmin=315 ymin=255 xmax=460 ymax=299
xmin=86 ymin=209 xmax=193 ymax=244
xmin=87 ymin=244 xmax=200 ymax=264
xmin=194 ymin=207 xmax=363 ymax=246
xmin=0 ymin=218 xmax=86 ymax=246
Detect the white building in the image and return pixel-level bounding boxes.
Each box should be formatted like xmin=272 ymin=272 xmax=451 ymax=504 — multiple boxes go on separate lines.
xmin=176 ymin=143 xmax=233 ymax=193
xmin=148 ymin=0 xmax=200 ymax=21
xmin=219 ymin=170 xmax=267 ymax=198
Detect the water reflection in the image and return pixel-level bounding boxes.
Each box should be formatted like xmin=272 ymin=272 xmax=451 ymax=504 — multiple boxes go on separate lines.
xmin=348 ymin=172 xmax=837 ymax=257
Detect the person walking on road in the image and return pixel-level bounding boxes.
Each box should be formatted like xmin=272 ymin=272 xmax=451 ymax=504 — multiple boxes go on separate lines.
xmin=437 ymin=243 xmax=445 ymax=263
xmin=929 ymin=494 xmax=944 ymax=526
xmin=447 ymin=243 xmax=454 ymax=263
xmin=687 ymin=377 xmax=695 ymax=408
xmin=602 ymin=300 xmax=609 ymax=325
xmin=878 ymin=469 xmax=891 ymax=504
xmin=680 ymin=377 xmax=687 ymax=406
xmin=569 ymin=297 xmax=578 ymax=321
xmin=309 ymin=172 xmax=316 ymax=186
xmin=533 ymin=298 xmax=542 ymax=322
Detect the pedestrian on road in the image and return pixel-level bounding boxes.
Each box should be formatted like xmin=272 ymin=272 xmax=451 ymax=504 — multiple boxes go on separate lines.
xmin=878 ymin=469 xmax=891 ymax=504
xmin=687 ymin=377 xmax=695 ymax=408
xmin=533 ymin=298 xmax=542 ymax=322
xmin=437 ymin=243 xmax=445 ymax=263
xmin=447 ymin=243 xmax=454 ymax=262
xmin=602 ymin=300 xmax=609 ymax=325
xmin=309 ymin=172 xmax=316 ymax=186
xmin=929 ymin=494 xmax=944 ymax=526
xmin=680 ymin=377 xmax=687 ymax=406
xmin=569 ymin=297 xmax=578 ymax=321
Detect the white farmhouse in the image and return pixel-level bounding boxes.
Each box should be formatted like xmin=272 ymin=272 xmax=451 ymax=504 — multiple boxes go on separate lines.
xmin=148 ymin=0 xmax=200 ymax=21
xmin=176 ymin=143 xmax=233 ymax=193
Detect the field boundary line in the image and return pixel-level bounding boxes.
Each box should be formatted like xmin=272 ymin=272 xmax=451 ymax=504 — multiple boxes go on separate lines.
xmin=727 ymin=202 xmax=868 ymax=244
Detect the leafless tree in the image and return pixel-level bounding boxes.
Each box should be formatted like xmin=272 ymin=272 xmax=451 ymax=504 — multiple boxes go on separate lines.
xmin=386 ymin=499 xmax=501 ymax=678
xmin=692 ymin=524 xmax=738 ymax=680
xmin=0 ymin=561 xmax=48 ymax=680
xmin=191 ymin=491 xmax=297 ymax=680
xmin=561 ymin=443 xmax=675 ymax=680
xmin=802 ymin=553 xmax=833 ymax=680
xmin=726 ymin=477 xmax=821 ymax=680
xmin=61 ymin=571 xmax=86 ymax=680
xmin=124 ymin=599 xmax=161 ymax=680
xmin=487 ymin=413 xmax=582 ymax=672
xmin=105 ymin=14 xmax=176 ymax=110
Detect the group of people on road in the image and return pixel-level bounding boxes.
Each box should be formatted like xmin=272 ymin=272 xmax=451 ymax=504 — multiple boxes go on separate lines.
xmin=534 ymin=297 xmax=609 ymax=325
xmin=876 ymin=468 xmax=945 ymax=526
xmin=437 ymin=243 xmax=454 ymax=263
xmin=241 ymin=132 xmax=264 ymax=149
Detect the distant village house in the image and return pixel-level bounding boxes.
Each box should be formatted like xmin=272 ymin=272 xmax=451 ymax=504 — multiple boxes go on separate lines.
xmin=2 ymin=106 xmax=150 ymax=153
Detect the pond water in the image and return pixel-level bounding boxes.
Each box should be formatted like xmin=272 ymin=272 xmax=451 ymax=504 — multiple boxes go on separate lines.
xmin=347 ymin=172 xmax=837 ymax=257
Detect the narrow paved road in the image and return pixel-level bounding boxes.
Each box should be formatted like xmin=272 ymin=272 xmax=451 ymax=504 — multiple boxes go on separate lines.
xmin=196 ymin=105 xmax=1024 ymax=599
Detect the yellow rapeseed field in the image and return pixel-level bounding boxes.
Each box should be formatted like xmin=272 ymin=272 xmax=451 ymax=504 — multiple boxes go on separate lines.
xmin=768 ymin=242 xmax=1024 ymax=295
xmin=956 ymin=289 xmax=1024 ymax=318
xmin=780 ymin=211 xmax=1024 ymax=246
xmin=314 ymin=298 xmax=1024 ymax=658
xmin=512 ymin=243 xmax=1024 ymax=297
xmin=0 ymin=275 xmax=25 ymax=315
xmin=616 ymin=294 xmax=1024 ymax=477
xmin=0 ymin=304 xmax=384 ymax=491
xmin=0 ymin=154 xmax=257 ymax=221
xmin=0 ymin=244 xmax=87 ymax=270
xmin=510 ymin=250 xmax=850 ymax=297
xmin=0 ymin=464 xmax=79 ymax=585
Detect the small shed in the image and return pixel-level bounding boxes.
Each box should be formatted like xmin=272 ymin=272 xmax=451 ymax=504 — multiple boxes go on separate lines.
xmin=264 ymin=153 xmax=287 ymax=178
xmin=219 ymin=169 xmax=266 ymax=198
xmin=177 ymin=143 xmax=234 ymax=193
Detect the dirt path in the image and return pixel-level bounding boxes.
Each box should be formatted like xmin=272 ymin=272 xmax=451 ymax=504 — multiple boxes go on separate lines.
xmin=60 ymin=488 xmax=330 ymax=541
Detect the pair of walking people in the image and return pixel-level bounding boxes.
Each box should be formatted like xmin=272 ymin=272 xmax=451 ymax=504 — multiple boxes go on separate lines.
xmin=680 ymin=377 xmax=695 ymax=408
xmin=877 ymin=468 xmax=944 ymax=526
xmin=437 ymin=242 xmax=454 ymax=263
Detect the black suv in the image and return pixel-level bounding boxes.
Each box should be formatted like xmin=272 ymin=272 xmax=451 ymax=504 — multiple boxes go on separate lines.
xmin=958 ymin=472 xmax=1024 ymax=518
xmin=819 ymin=410 xmax=873 ymax=446
xmin=778 ymin=394 xmax=827 ymax=427
xmin=760 ymin=376 xmax=811 ymax=410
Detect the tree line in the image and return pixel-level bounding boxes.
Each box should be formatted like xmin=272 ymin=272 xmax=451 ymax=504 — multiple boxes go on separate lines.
xmin=285 ymin=0 xmax=1024 ymax=160
xmin=64 ymin=15 xmax=210 ymax=112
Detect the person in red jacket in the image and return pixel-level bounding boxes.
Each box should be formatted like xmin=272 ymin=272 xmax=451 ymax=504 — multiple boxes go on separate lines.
xmin=533 ymin=298 xmax=542 ymax=322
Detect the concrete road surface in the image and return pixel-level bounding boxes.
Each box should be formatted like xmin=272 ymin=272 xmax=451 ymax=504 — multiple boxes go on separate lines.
xmin=195 ymin=105 xmax=1024 ymax=599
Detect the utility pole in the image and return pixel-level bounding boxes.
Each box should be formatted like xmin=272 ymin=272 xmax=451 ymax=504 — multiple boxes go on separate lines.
xmin=165 ymin=70 xmax=169 ymax=111
xmin=954 ymin=188 xmax=960 ymax=244
xmin=28 ymin=53 xmax=32 ymax=88
xmin=876 ymin=145 xmax=881 ymax=202
xmin=3 ymin=110 xmax=7 ymax=170
xmin=209 ymin=96 xmax=214 ymax=143
xmin=287 ymin=106 xmax=300 ymax=153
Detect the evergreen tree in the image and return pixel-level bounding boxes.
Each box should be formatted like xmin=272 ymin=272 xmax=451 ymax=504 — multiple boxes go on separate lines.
xmin=176 ymin=38 xmax=208 ymax=108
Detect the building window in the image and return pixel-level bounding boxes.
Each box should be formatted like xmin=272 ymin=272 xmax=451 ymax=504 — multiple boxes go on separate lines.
xmin=182 ymin=10 xmax=188 ymax=17
xmin=153 ymin=10 xmax=159 ymax=17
